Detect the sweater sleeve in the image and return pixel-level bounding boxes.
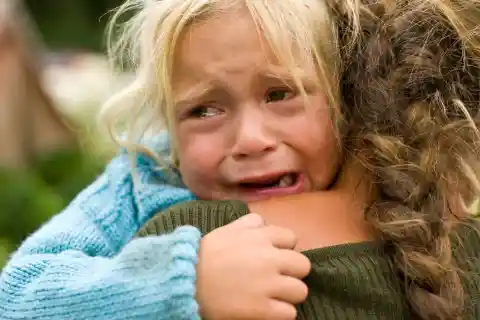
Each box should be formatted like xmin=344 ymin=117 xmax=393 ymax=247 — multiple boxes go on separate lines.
xmin=0 ymin=147 xmax=200 ymax=320
xmin=137 ymin=200 xmax=250 ymax=237
xmin=0 ymin=227 xmax=201 ymax=320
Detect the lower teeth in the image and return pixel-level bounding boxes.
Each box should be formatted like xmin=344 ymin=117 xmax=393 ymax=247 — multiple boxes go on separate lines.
xmin=278 ymin=174 xmax=294 ymax=188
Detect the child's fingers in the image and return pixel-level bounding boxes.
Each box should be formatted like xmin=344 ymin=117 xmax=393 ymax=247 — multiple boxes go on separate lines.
xmin=270 ymin=276 xmax=309 ymax=304
xmin=228 ymin=213 xmax=265 ymax=229
xmin=265 ymin=299 xmax=298 ymax=320
xmin=275 ymin=249 xmax=311 ymax=279
xmin=263 ymin=225 xmax=297 ymax=250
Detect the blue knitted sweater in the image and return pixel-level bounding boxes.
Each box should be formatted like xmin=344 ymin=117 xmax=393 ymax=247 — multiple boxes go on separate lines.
xmin=0 ymin=136 xmax=201 ymax=320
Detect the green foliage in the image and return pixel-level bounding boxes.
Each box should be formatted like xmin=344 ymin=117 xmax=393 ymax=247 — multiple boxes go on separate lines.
xmin=0 ymin=148 xmax=104 ymax=267
xmin=0 ymin=168 xmax=64 ymax=243
xmin=0 ymin=238 xmax=15 ymax=270
xmin=34 ymin=149 xmax=104 ymax=202
xmin=25 ymin=0 xmax=125 ymax=51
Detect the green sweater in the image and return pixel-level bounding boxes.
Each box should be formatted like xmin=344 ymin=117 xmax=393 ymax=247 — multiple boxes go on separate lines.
xmin=137 ymin=200 xmax=480 ymax=319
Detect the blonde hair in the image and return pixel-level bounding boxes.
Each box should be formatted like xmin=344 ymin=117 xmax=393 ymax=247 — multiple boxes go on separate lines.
xmin=100 ymin=0 xmax=341 ymax=164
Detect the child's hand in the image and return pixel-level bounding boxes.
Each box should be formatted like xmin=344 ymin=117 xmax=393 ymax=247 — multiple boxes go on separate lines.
xmin=196 ymin=213 xmax=311 ymax=320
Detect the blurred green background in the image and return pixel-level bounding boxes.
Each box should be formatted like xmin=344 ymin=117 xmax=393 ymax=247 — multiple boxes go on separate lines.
xmin=26 ymin=0 xmax=123 ymax=52
xmin=0 ymin=0 xmax=126 ymax=266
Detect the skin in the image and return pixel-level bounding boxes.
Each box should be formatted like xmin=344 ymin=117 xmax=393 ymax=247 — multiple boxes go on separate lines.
xmin=172 ymin=9 xmax=341 ymax=202
xmin=166 ymin=9 xmax=373 ymax=318
xmin=248 ymin=159 xmax=374 ymax=251
xmin=196 ymin=158 xmax=373 ymax=319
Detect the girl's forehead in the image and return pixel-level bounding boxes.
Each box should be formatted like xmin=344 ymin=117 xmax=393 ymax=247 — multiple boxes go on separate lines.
xmin=172 ymin=11 xmax=316 ymax=83
xmin=178 ymin=7 xmax=314 ymax=62
xmin=158 ymin=1 xmax=339 ymax=113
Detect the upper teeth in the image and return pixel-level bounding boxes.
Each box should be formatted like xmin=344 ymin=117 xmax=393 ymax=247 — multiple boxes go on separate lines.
xmin=278 ymin=174 xmax=294 ymax=188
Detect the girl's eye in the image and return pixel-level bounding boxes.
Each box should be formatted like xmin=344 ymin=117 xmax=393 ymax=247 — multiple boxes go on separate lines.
xmin=187 ymin=106 xmax=221 ymax=119
xmin=265 ymin=88 xmax=295 ymax=103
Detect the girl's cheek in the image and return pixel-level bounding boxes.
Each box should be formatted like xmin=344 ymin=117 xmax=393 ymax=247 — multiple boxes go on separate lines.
xmin=178 ymin=141 xmax=222 ymax=177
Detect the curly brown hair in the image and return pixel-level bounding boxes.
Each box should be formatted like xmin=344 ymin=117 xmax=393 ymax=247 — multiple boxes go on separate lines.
xmin=331 ymin=0 xmax=480 ymax=318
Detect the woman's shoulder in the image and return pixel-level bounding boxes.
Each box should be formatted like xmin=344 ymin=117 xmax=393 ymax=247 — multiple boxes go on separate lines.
xmin=299 ymin=241 xmax=410 ymax=318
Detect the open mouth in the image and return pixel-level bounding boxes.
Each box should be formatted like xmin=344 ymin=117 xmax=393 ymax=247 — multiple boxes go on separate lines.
xmin=239 ymin=173 xmax=299 ymax=190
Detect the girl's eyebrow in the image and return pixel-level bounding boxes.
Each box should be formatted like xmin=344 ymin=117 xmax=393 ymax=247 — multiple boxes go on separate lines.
xmin=174 ymin=67 xmax=315 ymax=106
xmin=260 ymin=66 xmax=315 ymax=86
xmin=174 ymin=81 xmax=216 ymax=106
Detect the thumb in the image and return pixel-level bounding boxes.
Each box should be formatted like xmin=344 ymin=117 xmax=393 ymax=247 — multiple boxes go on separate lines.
xmin=228 ymin=213 xmax=265 ymax=229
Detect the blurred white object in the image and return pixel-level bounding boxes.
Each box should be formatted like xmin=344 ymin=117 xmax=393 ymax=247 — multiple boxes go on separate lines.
xmin=42 ymin=52 xmax=132 ymax=119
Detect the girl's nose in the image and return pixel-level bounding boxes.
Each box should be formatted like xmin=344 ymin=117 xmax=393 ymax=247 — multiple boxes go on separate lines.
xmin=230 ymin=107 xmax=278 ymax=160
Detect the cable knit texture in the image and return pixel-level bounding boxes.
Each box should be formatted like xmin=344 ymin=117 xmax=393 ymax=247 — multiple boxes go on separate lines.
xmin=0 ymin=134 xmax=201 ymax=320
xmin=139 ymin=201 xmax=480 ymax=320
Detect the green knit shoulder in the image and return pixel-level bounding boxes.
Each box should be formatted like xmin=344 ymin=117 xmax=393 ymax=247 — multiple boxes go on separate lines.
xmin=137 ymin=201 xmax=480 ymax=319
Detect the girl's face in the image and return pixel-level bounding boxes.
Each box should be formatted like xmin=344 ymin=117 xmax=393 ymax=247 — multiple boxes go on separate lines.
xmin=172 ymin=9 xmax=340 ymax=202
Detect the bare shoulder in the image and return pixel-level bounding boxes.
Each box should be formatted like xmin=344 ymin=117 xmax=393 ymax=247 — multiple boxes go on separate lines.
xmin=248 ymin=191 xmax=373 ymax=251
